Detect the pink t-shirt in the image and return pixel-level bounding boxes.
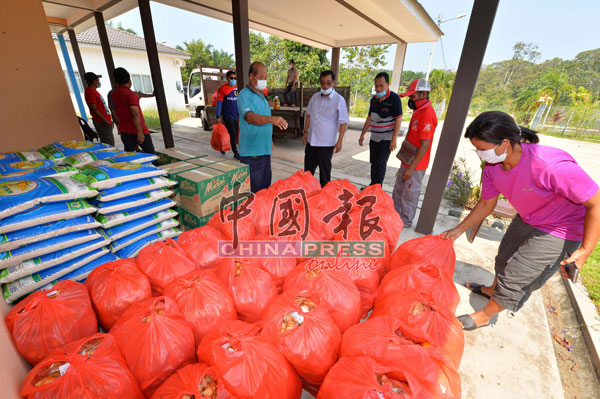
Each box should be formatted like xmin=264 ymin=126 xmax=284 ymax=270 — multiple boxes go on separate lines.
xmin=481 ymin=143 xmax=598 ymax=241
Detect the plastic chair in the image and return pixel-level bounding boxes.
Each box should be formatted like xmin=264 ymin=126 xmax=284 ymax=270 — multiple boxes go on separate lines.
xmin=77 ymin=116 xmax=99 ymax=142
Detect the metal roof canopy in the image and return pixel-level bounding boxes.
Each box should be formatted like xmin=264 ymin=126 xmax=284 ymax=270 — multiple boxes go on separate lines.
xmin=44 ymin=0 xmax=442 ymax=48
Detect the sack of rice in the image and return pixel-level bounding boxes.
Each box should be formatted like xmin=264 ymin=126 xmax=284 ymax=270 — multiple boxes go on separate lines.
xmin=96 ymin=177 xmax=177 ymax=202
xmin=0 ymin=151 xmax=45 ymax=164
xmin=62 ymin=149 xmax=125 ymax=167
xmin=0 ymin=166 xmax=78 ymax=181
xmin=2 ymin=247 xmax=111 ymax=303
xmin=107 ymin=151 xmax=158 ymax=164
xmin=102 ymin=209 xmax=178 ymax=241
xmin=0 ymin=235 xmax=111 ymax=284
xmin=92 ymin=188 xmax=173 ymax=215
xmin=0 ymin=215 xmax=100 ymax=252
xmin=0 ymin=160 xmax=56 ymax=175
xmin=0 ymin=200 xmax=96 ymax=235
xmin=0 ymin=177 xmax=98 ymax=220
xmin=74 ymin=162 xmax=166 ymax=190
xmin=39 ymin=141 xmax=113 ymax=162
xmin=110 ymin=219 xmax=179 ymax=253
xmin=95 ymin=199 xmax=176 ymax=229
xmin=5 ymin=280 xmax=97 ymax=364
xmin=115 ymin=228 xmax=181 ymax=258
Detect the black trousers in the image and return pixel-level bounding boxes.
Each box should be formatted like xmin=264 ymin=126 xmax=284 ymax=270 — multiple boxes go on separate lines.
xmin=283 ymin=83 xmax=298 ymax=106
xmin=222 ymin=116 xmax=239 ymax=155
xmin=304 ymin=142 xmax=334 ymax=187
xmin=369 ymin=139 xmax=391 ymax=186
xmin=120 ymin=132 xmax=155 ymax=154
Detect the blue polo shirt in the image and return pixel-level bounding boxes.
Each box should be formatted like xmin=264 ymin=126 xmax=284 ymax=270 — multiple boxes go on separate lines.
xmin=237 ymin=86 xmax=272 ymax=156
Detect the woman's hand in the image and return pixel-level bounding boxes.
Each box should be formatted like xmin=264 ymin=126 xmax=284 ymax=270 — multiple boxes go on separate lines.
xmin=440 ymin=227 xmax=462 ymax=242
xmin=561 ymin=246 xmax=592 ymax=270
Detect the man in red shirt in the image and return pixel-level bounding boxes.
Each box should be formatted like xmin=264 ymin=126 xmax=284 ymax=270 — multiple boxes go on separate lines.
xmin=83 ymin=72 xmax=114 ymax=146
xmin=393 ymin=79 xmax=438 ymax=228
xmin=111 ymin=67 xmax=155 ymax=153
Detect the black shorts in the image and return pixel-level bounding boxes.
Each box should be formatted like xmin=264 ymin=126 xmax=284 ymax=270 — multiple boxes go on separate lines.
xmin=120 ymin=132 xmax=155 ymax=154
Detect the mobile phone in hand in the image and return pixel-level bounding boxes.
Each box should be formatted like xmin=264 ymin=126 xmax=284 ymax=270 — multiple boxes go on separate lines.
xmin=564 ymin=262 xmax=579 ymax=283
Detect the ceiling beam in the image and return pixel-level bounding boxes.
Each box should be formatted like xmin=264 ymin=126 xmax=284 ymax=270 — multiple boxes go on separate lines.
xmin=334 ymin=0 xmax=405 ymax=44
xmin=47 ymin=16 xmax=68 ymax=26
xmin=42 ymin=0 xmax=95 ymax=11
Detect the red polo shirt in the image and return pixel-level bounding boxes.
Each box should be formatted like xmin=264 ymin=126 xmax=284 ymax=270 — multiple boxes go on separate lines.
xmin=84 ymin=87 xmax=111 ymax=124
xmin=403 ymin=100 xmax=437 ymax=170
xmin=111 ymin=85 xmax=149 ymax=135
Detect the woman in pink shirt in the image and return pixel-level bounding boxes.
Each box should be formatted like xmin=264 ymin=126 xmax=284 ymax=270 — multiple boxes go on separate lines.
xmin=443 ymin=111 xmax=600 ymax=331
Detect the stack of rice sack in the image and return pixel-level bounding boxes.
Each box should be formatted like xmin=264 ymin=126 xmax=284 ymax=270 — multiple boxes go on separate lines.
xmin=73 ymin=157 xmax=181 ymax=259
xmin=0 ymin=150 xmax=114 ymax=304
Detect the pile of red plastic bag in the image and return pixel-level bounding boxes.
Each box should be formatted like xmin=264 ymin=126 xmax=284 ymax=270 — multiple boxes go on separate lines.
xmin=6 ymin=170 xmax=464 ymax=399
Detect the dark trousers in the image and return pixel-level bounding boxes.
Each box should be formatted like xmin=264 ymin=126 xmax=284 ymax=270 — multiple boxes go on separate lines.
xmin=94 ymin=122 xmax=115 ymax=147
xmin=222 ymin=116 xmax=239 ymax=156
xmin=239 ymin=155 xmax=271 ymax=193
xmin=304 ymin=143 xmax=334 ymax=187
xmin=283 ymin=83 xmax=298 ymax=106
xmin=369 ymin=139 xmax=391 ymax=186
xmin=120 ymin=132 xmax=155 ymax=154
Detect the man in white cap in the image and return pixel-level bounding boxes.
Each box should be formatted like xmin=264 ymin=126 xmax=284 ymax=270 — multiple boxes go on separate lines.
xmin=393 ymin=78 xmax=437 ymax=228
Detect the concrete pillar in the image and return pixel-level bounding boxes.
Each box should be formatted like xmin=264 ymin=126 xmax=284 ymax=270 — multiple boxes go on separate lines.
xmin=331 ymin=47 xmax=340 ymax=80
xmin=232 ymin=0 xmax=251 ymax=89
xmin=67 ymin=28 xmax=87 ymax=87
xmin=390 ymin=42 xmax=407 ymax=93
xmin=94 ymin=11 xmax=116 ymax=88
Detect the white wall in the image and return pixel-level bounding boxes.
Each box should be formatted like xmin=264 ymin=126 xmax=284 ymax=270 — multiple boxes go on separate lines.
xmin=54 ymin=40 xmax=188 ymax=115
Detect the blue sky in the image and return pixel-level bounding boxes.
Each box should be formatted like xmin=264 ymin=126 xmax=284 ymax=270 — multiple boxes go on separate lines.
xmin=110 ymin=0 xmax=599 ymax=72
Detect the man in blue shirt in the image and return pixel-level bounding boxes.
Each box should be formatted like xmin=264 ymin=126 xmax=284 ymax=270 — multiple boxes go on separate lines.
xmin=216 ymin=70 xmax=240 ymax=159
xmin=237 ymin=61 xmax=288 ymax=192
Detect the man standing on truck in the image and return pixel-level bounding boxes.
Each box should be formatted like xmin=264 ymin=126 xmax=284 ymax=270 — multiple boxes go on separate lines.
xmin=216 ymin=70 xmax=240 ymax=159
xmin=237 ymin=61 xmax=288 ymax=192
xmin=283 ymin=59 xmax=299 ymax=107
xmin=83 ymin=72 xmax=114 ymax=146
xmin=358 ymin=72 xmax=402 ymax=186
xmin=111 ymin=67 xmax=155 ymax=153
xmin=302 ymin=70 xmax=349 ymax=187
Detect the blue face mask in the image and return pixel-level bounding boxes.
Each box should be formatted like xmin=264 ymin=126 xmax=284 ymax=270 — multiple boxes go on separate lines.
xmin=97 ymin=82 xmax=101 ymax=88
xmin=375 ymin=90 xmax=386 ymax=98
xmin=229 ymin=79 xmax=236 ymax=86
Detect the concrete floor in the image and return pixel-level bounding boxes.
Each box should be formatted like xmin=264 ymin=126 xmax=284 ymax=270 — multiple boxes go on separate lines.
xmin=103 ymin=117 xmax=600 ymax=397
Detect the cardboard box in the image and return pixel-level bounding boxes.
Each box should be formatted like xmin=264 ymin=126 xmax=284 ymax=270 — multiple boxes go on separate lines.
xmin=188 ymin=156 xmax=222 ymax=167
xmin=178 ymin=208 xmax=214 ymax=231
xmin=208 ymin=161 xmax=251 ymax=192
xmin=178 ymin=168 xmax=229 ymax=217
xmin=156 ymin=148 xmax=207 ymax=164
xmin=159 ymin=161 xmax=203 ymax=207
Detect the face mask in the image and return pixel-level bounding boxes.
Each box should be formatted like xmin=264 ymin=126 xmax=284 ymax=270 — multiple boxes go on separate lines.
xmin=375 ymin=90 xmax=386 ymax=98
xmin=255 ymin=79 xmax=267 ymax=90
xmin=97 ymin=82 xmax=101 ymax=88
xmin=321 ymin=87 xmax=333 ymax=95
xmin=289 ymin=64 xmax=293 ymax=69
xmin=477 ymin=142 xmax=508 ymax=164
xmin=407 ymin=99 xmax=416 ymax=110
xmin=229 ymin=79 xmax=236 ymax=86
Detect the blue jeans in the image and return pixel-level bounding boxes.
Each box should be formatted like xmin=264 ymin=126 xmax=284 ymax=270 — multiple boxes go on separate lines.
xmin=238 ymin=155 xmax=272 ymax=193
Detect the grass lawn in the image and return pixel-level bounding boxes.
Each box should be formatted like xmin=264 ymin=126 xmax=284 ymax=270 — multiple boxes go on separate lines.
xmin=581 ymin=244 xmax=600 ymax=310
xmin=144 ymin=109 xmax=189 ymax=130
xmin=539 ymin=130 xmax=600 ymax=144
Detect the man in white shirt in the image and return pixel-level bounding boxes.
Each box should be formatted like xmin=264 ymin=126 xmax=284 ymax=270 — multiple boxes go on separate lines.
xmin=302 ymin=70 xmax=350 ymax=187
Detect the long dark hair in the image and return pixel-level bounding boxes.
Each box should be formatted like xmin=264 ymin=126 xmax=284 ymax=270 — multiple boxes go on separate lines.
xmin=464 ymin=111 xmax=539 ymax=144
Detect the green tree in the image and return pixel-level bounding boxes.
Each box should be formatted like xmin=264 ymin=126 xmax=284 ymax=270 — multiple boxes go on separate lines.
xmin=428 ymin=69 xmax=455 ymax=116
xmin=504 ymin=42 xmax=540 ymax=86
xmin=106 ymin=21 xmax=137 ymax=35
xmin=176 ymin=39 xmax=235 ymax=83
xmin=569 ymin=86 xmax=598 ymax=135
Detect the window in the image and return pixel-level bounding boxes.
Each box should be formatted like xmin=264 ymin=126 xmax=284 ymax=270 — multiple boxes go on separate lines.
xmin=131 ymin=74 xmax=153 ymax=94
xmin=63 ymin=70 xmax=84 ymax=93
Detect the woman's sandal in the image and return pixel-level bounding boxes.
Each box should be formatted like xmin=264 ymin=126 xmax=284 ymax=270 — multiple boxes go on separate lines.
xmin=465 ymin=283 xmax=491 ymax=300
xmin=457 ymin=314 xmax=490 ymax=331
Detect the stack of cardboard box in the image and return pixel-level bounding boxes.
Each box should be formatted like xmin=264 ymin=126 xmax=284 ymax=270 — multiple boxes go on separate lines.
xmin=156 ymin=150 xmax=250 ymax=230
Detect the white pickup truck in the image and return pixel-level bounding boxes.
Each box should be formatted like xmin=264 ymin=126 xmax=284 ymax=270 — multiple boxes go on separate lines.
xmin=187 ymin=65 xmax=234 ymax=131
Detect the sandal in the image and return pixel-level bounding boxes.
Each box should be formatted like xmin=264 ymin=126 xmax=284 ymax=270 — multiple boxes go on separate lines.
xmin=465 ymin=283 xmax=491 ymax=300
xmin=457 ymin=314 xmax=490 ymax=331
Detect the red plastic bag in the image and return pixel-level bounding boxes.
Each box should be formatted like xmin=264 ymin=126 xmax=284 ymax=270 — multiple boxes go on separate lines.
xmin=270 ymin=170 xmax=321 ymax=198
xmin=390 ymin=235 xmax=456 ymax=279
xmin=247 ymin=188 xmax=276 ymax=236
xmin=85 ymin=258 xmax=152 ymax=331
xmin=317 ymin=356 xmax=427 ymax=399
xmin=136 ymin=238 xmax=197 ymax=295
xmin=378 ymin=262 xmax=460 ymax=313
xmin=283 ymin=262 xmax=361 ymax=333
xmin=216 ymin=258 xmax=277 ymax=322
xmin=20 ymin=333 xmax=143 ymax=399
xmin=341 ymin=316 xmax=461 ymax=398
xmin=211 ymin=91 xmax=218 ymax=107
xmin=372 ymin=293 xmax=464 ymax=369
xmin=252 ymin=234 xmax=297 ymax=291
xmin=356 ymin=184 xmax=403 ymax=251
xmin=151 ymin=363 xmax=235 ymax=399
xmin=209 ymin=207 xmax=256 ymax=242
xmin=211 ymin=123 xmax=232 ymax=152
xmin=307 ymin=179 xmax=359 ymax=241
xmin=197 ymin=319 xmax=263 ymax=365
xmin=201 ymin=321 xmax=302 ymax=399
xmin=261 ymin=291 xmax=341 ymax=387
xmin=178 ymin=225 xmax=224 ymax=270
xmin=110 ymin=296 xmax=196 ymax=397
xmin=5 ymin=280 xmax=97 ymax=365
xmin=164 ymin=270 xmax=237 ymax=346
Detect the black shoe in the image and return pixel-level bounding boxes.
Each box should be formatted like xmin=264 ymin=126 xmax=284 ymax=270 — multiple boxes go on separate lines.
xmin=234 ymin=153 xmax=240 ymax=160
xmin=220 ymin=151 xmax=225 ymax=155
